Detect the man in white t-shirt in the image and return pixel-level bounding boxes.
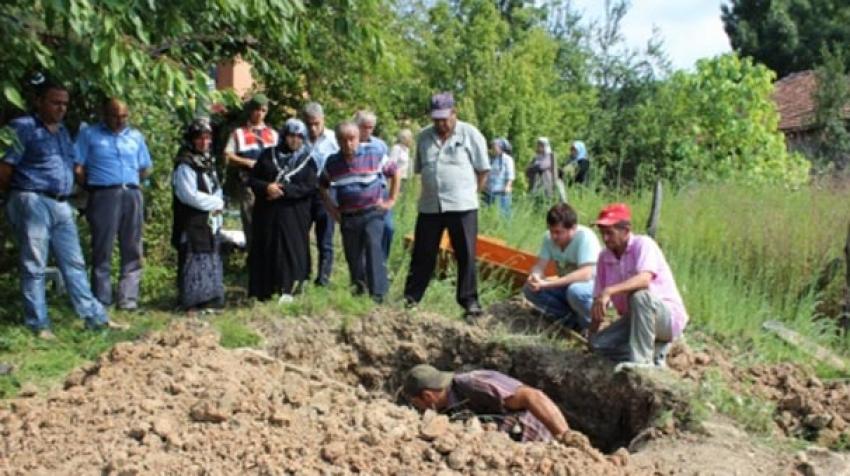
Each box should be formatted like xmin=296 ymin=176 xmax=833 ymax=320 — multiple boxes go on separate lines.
xmin=523 ymin=203 xmax=601 ymax=333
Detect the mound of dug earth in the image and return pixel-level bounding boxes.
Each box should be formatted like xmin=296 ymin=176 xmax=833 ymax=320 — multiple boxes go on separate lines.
xmin=668 ymin=337 xmax=850 ymax=449
xmin=0 ymin=323 xmax=628 ymax=475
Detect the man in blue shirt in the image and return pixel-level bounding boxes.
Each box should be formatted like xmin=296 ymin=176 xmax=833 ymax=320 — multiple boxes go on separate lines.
xmin=302 ymin=102 xmax=339 ymax=286
xmin=483 ymin=138 xmax=515 ymax=218
xmin=0 ymin=81 xmax=122 ymax=339
xmin=74 ymin=98 xmax=152 ymax=309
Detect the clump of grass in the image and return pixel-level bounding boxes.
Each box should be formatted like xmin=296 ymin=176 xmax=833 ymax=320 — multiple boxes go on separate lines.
xmin=283 ymin=283 xmax=377 ymax=319
xmin=689 ymin=368 xmax=777 ymax=436
xmin=213 ymin=315 xmax=262 ymax=348
xmin=0 ymin=297 xmax=168 ymax=397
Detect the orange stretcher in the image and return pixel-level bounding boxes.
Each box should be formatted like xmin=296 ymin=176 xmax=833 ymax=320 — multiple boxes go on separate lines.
xmin=403 ymin=232 xmax=557 ymax=291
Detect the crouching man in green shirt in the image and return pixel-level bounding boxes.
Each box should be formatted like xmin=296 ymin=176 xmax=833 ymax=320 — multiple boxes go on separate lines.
xmin=523 ymin=203 xmax=601 ymax=334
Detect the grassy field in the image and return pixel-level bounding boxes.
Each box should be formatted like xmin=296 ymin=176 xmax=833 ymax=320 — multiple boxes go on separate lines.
xmin=0 ymin=180 xmax=849 ymax=397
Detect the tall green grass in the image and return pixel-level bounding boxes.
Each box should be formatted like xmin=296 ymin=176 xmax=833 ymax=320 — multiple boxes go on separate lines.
xmin=650 ymin=184 xmax=850 ymax=361
xmin=389 ymin=180 xmax=850 ymax=366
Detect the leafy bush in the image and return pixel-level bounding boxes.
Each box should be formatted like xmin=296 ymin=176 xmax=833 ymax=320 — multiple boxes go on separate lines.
xmin=623 ymin=55 xmax=810 ymax=187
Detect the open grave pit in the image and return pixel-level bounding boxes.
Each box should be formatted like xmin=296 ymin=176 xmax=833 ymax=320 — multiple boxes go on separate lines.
xmin=263 ymin=306 xmax=693 ymax=454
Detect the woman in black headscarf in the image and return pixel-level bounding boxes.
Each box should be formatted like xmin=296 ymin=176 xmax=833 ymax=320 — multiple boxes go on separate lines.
xmin=171 ymin=118 xmax=225 ymax=311
xmin=248 ymin=118 xmax=317 ymax=302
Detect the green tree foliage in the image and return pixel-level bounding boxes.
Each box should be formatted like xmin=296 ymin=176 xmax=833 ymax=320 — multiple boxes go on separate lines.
xmin=411 ymin=0 xmax=596 ymax=179
xmin=813 ymin=47 xmax=850 ymax=171
xmin=625 ymin=54 xmax=809 ymax=186
xmin=721 ymin=0 xmax=850 ymax=78
xmin=0 ymin=0 xmax=302 ymax=122
xmin=572 ymin=0 xmax=670 ymax=184
xmin=255 ymin=0 xmax=425 ymax=130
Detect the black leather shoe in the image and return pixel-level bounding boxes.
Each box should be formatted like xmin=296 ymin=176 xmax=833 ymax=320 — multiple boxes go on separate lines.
xmin=463 ymin=302 xmax=483 ymax=319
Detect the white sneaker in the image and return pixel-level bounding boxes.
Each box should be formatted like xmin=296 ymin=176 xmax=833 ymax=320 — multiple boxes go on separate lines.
xmin=105 ymin=320 xmax=130 ymax=331
xmin=614 ymin=362 xmax=659 ymax=373
xmin=278 ymin=294 xmax=295 ymax=305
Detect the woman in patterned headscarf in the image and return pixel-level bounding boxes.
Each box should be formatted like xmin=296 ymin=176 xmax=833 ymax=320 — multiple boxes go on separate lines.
xmin=248 ymin=118 xmax=317 ymax=302
xmin=171 ymin=117 xmax=225 ymax=312
xmin=526 ymin=137 xmax=555 ymax=198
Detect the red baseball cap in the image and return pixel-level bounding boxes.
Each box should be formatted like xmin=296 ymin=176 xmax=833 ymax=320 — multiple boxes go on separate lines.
xmin=594 ymin=203 xmax=632 ymax=226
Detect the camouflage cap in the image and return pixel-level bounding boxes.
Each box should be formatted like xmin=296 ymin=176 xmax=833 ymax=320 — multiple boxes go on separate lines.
xmin=403 ymin=364 xmax=453 ymax=397
xmin=246 ymin=93 xmax=270 ymax=110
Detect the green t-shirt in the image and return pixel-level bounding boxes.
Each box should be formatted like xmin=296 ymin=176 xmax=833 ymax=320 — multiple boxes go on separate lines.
xmin=538 ymin=225 xmax=601 ymax=277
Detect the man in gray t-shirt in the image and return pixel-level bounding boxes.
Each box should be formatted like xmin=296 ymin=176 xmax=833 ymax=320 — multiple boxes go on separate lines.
xmin=523 ymin=203 xmax=601 ymax=332
xmin=403 ymin=92 xmax=490 ymax=318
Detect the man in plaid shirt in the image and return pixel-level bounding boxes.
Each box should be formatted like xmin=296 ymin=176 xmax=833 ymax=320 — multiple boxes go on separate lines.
xmin=403 ymin=364 xmax=569 ymax=442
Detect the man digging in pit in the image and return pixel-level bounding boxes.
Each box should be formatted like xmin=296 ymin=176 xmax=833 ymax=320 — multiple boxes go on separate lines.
xmin=403 ymin=364 xmax=569 ymax=443
xmin=589 ymin=203 xmax=689 ymax=370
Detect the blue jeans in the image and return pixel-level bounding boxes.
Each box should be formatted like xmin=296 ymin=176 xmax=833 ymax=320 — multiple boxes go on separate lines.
xmin=483 ymin=191 xmax=511 ymax=217
xmin=6 ymin=191 xmax=108 ymax=331
xmin=340 ymin=208 xmax=388 ymax=299
xmin=382 ymin=209 xmax=394 ymax=259
xmin=522 ymin=280 xmax=593 ymax=331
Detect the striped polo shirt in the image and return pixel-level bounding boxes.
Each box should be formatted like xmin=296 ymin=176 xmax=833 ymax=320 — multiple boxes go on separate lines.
xmin=320 ymin=138 xmax=396 ymax=214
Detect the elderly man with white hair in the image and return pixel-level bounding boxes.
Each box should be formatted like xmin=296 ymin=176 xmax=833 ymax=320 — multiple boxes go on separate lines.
xmin=354 ymin=110 xmax=399 ymax=259
xmin=301 ymin=102 xmax=339 ymax=286
xmin=320 ymin=121 xmax=398 ymax=302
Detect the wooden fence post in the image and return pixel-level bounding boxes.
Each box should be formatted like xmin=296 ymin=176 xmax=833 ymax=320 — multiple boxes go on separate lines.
xmin=797 ymin=257 xmax=841 ymax=301
xmin=646 ymin=180 xmax=662 ymax=239
xmin=842 ymin=222 xmax=850 ymax=332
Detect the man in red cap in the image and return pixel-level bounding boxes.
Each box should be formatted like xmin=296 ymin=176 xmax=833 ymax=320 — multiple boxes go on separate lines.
xmin=590 ymin=203 xmax=688 ymax=369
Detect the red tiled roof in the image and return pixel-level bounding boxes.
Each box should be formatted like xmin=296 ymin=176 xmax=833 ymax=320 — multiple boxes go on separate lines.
xmin=773 ymin=70 xmax=850 ymax=132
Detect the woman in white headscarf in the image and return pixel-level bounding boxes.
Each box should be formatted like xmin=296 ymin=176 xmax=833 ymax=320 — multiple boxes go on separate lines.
xmin=564 ymin=140 xmax=590 ymax=185
xmin=526 ymin=137 xmax=554 ymax=198
xmin=389 ymin=128 xmax=414 ymax=186
xmin=484 ymin=138 xmax=515 ymax=217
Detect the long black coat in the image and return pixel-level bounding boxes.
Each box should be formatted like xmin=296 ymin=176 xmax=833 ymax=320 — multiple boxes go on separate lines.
xmin=247 ymin=145 xmax=317 ymax=299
